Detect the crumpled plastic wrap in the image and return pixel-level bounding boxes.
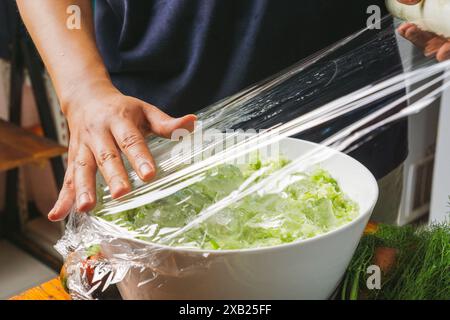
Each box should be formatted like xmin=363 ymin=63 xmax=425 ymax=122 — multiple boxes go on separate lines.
xmin=55 ymin=16 xmax=450 ymax=300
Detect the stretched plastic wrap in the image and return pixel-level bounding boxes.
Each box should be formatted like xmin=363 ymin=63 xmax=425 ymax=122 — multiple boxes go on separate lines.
xmin=56 ymin=16 xmax=450 ymax=299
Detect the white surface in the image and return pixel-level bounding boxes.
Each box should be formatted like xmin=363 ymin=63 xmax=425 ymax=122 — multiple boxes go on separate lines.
xmin=430 ymin=79 xmax=450 ymax=223
xmin=101 ymin=138 xmax=379 ymax=300
xmin=0 ymin=240 xmax=56 ymax=299
xmin=396 ymin=33 xmax=440 ymax=225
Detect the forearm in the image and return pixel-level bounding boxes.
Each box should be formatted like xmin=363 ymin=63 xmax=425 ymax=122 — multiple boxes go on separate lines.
xmin=16 ymin=0 xmax=113 ymax=113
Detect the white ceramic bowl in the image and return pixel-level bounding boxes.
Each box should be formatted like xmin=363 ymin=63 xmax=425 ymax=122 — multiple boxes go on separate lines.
xmin=101 ymin=138 xmax=379 ymax=300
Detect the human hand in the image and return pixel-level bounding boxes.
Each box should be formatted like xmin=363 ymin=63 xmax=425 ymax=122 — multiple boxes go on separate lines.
xmin=396 ymin=0 xmax=450 ymax=61
xmin=48 ymin=83 xmax=196 ymax=221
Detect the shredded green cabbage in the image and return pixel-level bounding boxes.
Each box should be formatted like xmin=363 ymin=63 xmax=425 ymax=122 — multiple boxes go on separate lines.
xmin=95 ymin=159 xmax=358 ymax=250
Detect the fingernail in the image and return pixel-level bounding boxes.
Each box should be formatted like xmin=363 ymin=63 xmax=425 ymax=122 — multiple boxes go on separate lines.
xmin=139 ymin=163 xmax=153 ymax=177
xmin=111 ymin=180 xmax=126 ymax=196
xmin=78 ymin=192 xmax=91 ymax=208
xmin=48 ymin=207 xmax=58 ymax=221
xmin=48 ymin=209 xmax=55 ymax=219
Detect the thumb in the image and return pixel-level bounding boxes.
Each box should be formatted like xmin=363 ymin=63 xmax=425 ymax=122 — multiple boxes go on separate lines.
xmin=159 ymin=114 xmax=197 ymax=137
xmin=142 ymin=104 xmax=197 ymax=138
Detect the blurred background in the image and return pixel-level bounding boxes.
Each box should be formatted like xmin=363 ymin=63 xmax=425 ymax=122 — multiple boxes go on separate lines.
xmin=0 ymin=0 xmax=449 ymax=299
xmin=0 ymin=0 xmax=68 ymax=299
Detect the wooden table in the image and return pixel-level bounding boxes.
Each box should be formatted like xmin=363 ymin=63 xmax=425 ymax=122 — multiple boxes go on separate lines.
xmin=10 ymin=278 xmax=71 ymax=300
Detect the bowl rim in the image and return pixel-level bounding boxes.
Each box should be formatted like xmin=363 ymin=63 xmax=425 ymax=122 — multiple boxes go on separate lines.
xmin=95 ymin=139 xmax=379 ymax=255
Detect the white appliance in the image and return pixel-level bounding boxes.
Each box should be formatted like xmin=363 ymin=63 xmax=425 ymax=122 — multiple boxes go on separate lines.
xmin=396 ymin=30 xmax=447 ymax=225
xmin=430 ymin=80 xmax=450 ymax=223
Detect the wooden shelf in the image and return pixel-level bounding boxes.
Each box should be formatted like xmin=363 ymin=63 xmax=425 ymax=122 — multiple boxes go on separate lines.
xmin=0 ymin=119 xmax=67 ymax=172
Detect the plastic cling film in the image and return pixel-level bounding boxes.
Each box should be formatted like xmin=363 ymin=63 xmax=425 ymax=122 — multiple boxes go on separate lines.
xmin=56 ymin=16 xmax=450 ymax=299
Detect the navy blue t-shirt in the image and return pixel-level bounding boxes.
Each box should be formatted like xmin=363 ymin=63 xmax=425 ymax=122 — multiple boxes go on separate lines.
xmin=95 ymin=0 xmax=407 ymax=179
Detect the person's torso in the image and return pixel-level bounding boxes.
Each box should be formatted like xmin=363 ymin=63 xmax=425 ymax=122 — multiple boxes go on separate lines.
xmin=95 ymin=0 xmax=388 ymax=113
xmin=94 ymin=0 xmax=408 ymax=179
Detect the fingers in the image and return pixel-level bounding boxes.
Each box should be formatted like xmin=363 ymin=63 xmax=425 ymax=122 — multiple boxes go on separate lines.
xmin=111 ymin=120 xmax=156 ymax=181
xmin=113 ymin=103 xmax=196 ymax=182
xmin=403 ymin=24 xmax=435 ymax=49
xmin=397 ymin=22 xmax=415 ymax=38
xmin=399 ymin=23 xmax=447 ymax=57
xmin=73 ymin=144 xmax=97 ymax=212
xmin=48 ymin=163 xmax=75 ymax=221
xmin=436 ymin=42 xmax=450 ymax=61
xmin=48 ymin=99 xmax=197 ymax=222
xmin=142 ymin=103 xmax=197 ymax=138
xmin=89 ymin=132 xmax=131 ymax=199
xmin=49 ymin=128 xmax=133 ymax=222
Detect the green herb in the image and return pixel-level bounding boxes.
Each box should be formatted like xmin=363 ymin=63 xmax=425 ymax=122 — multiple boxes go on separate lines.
xmin=341 ymin=223 xmax=450 ymax=300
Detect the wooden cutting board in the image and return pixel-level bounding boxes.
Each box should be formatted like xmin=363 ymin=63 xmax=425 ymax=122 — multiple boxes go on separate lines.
xmin=10 ymin=278 xmax=71 ymax=300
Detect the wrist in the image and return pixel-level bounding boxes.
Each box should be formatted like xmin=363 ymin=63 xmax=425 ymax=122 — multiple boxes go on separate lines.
xmin=59 ymin=74 xmax=118 ymax=116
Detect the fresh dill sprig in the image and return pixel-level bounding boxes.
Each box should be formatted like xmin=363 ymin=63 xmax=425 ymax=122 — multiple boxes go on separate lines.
xmin=341 ymin=223 xmax=450 ymax=300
